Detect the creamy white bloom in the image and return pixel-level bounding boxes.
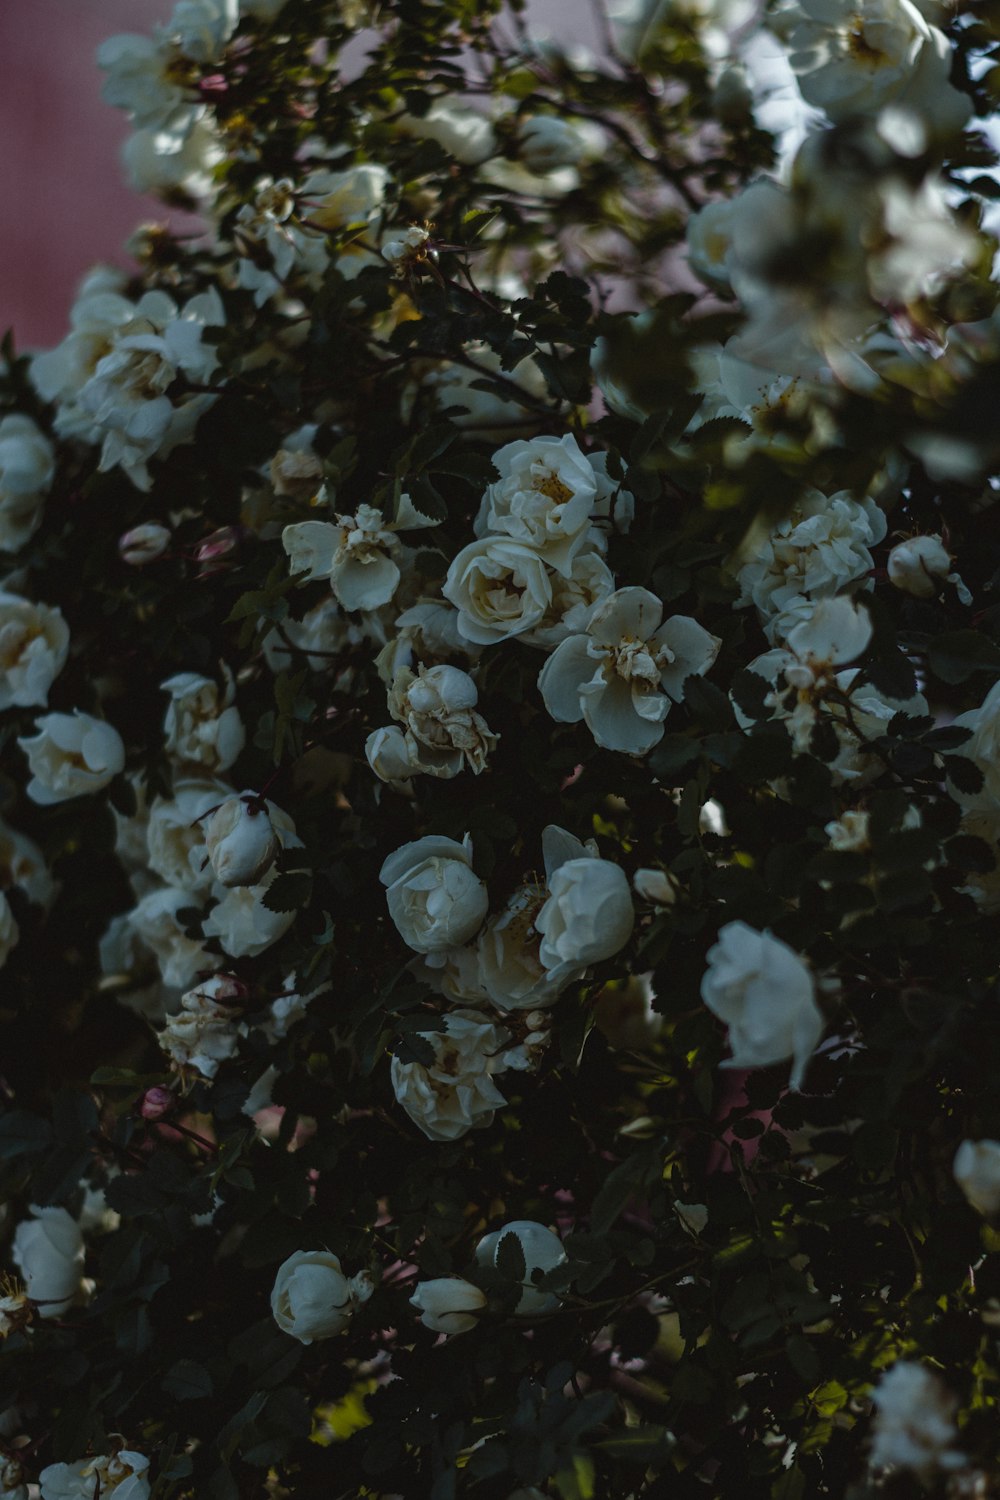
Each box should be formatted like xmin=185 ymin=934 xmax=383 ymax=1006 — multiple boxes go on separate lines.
xmin=283 ymin=496 xmax=437 ymax=613
xmin=686 ymin=198 xmax=740 ymax=292
xmin=772 ymin=0 xmax=969 ymax=133
xmin=475 ymin=1220 xmax=566 ymax=1316
xmin=19 ymin=711 xmax=125 ymax=805
xmin=701 ymin=921 xmax=824 ymax=1090
xmin=380 ymin=834 xmax=488 ymax=955
xmin=371 ymin=663 xmax=498 ymax=781
xmin=130 ymin=885 xmax=221 ymax=990
xmin=518 ymin=115 xmax=593 ymax=173
xmin=539 ymin=586 xmax=721 ymax=755
xmin=390 ymin=1010 xmax=511 ymax=1141
xmin=0 ymin=415 xmax=55 ymax=553
xmin=888 ymin=534 xmax=970 ymax=602
xmin=730 ymin=490 xmax=887 ymax=639
xmin=478 ymin=885 xmax=574 ymax=1013
xmin=520 ymin=549 xmax=616 ymax=652
xmin=119 ymin=522 xmax=172 ymax=565
xmin=0 ymin=893 xmax=19 ymax=972
xmin=0 ymin=818 xmax=55 ymax=906
xmin=953 ymin=1139 xmax=1000 ymax=1219
xmin=159 ymin=973 xmax=247 ymax=1078
xmin=11 ymin=1207 xmax=84 ymax=1318
xmin=202 ymin=840 xmax=304 ymax=958
xmin=824 ymin=810 xmax=872 ymax=852
xmin=443 ymin=538 xmax=553 ymax=646
xmin=123 ymin=112 xmax=223 ymax=198
xmin=0 ymin=1452 xmax=27 ymax=1500
xmin=30 ymin=269 xmax=136 ymax=443
xmin=162 ymin=670 xmax=245 ymax=772
xmin=39 ymin=1451 xmax=150 ymax=1500
xmin=382 ymin=225 xmax=431 ymax=268
xmin=0 ymin=592 xmax=69 ymax=709
xmin=263 ymin=596 xmax=367 ymax=675
xmin=535 ymin=854 xmax=633 ymax=984
xmin=400 ymin=101 xmax=498 ymax=164
xmin=146 ymin=779 xmax=230 ymax=894
xmin=271 ymin=1250 xmax=373 ymax=1343
xmin=474 ymin=435 xmax=609 ymax=576
xmin=410 ymin=1277 xmax=487 ymax=1335
xmin=868 ymin=1363 xmax=964 ymax=1479
xmin=205 ymin=792 xmax=284 ymax=887
xmin=633 ymin=868 xmax=677 ymax=907
xmin=422 ymin=343 xmax=551 ymax=436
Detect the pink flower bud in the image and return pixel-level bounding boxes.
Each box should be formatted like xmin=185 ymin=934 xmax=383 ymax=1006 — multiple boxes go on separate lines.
xmin=119 ymin=523 xmax=171 ymax=565
xmin=139 ymin=1086 xmax=174 ymax=1120
xmin=196 ymin=526 xmax=245 ymax=576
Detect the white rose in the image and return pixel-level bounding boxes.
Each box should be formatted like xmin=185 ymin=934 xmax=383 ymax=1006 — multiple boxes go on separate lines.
xmin=478 ymin=883 xmax=575 ymax=1013
xmin=474 ymin=434 xmax=602 ymax=576
xmin=686 ymin=198 xmax=739 ymax=292
xmin=270 ymin=1249 xmax=373 ymax=1344
xmin=380 ymin=834 xmax=488 ymax=955
xmin=422 ymin=343 xmax=551 ymax=436
xmin=263 ymin=597 xmax=363 ymax=675
xmin=0 ymin=414 xmax=55 ymax=552
xmin=146 ymin=779 xmax=231 ymax=893
xmin=162 ymin=670 xmax=245 ymax=772
xmin=130 ymin=886 xmax=221 ymax=991
xmin=381 ymin=225 xmax=431 ymax=269
xmin=887 ymin=534 xmax=970 ymax=602
xmin=11 ymin=1207 xmax=84 ymax=1318
xmin=123 ymin=113 xmax=223 ymax=199
xmin=0 ymin=1453 xmax=27 ymax=1500
xmin=39 ymin=1452 xmax=150 ymax=1500
xmin=520 ymin=549 xmax=616 ymax=652
xmin=633 ymin=868 xmax=677 ymax=907
xmin=517 ymin=116 xmax=591 ymax=173
xmin=159 ymin=973 xmax=247 ymax=1078
xmin=0 ymin=893 xmax=19 ymax=972
xmin=443 ymin=538 xmax=553 ymax=646
xmin=0 ymin=818 xmax=55 ymax=906
xmin=399 ymin=101 xmax=498 ymax=165
xmin=118 ymin=522 xmax=172 ymax=565
xmin=475 ymin=1220 xmax=566 ymax=1316
xmin=700 ymin=921 xmax=825 ymax=1090
xmin=19 ymin=711 xmax=125 ymax=804
xmin=202 ymin=847 xmax=303 ymax=957
xmin=283 ymin=497 xmax=437 ymax=612
xmin=868 ymin=1363 xmax=964 ymax=1480
xmin=953 ymin=1139 xmax=1000 ymax=1219
xmin=376 ymin=663 xmax=498 ymax=780
xmin=538 ymin=586 xmax=720 ymax=755
xmin=205 ymin=792 xmax=285 ymax=887
xmin=410 ymin=1277 xmax=487 ymax=1335
xmin=535 ymin=847 xmax=634 ymax=983
xmin=390 ymin=1010 xmax=511 ymax=1141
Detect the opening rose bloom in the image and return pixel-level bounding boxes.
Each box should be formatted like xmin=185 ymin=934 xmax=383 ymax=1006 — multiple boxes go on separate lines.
xmin=410 ymin=1277 xmax=487 ymax=1335
xmin=0 ymin=594 xmax=70 ymax=710
xmin=18 ymin=711 xmax=125 ymax=805
xmin=270 ymin=1249 xmax=373 ymax=1344
xmin=534 ymin=824 xmax=634 ymax=985
xmin=475 ymin=1220 xmax=566 ymax=1316
xmin=390 ymin=1010 xmax=511 ymax=1141
xmin=700 ymin=921 xmax=825 ymax=1091
xmin=205 ymin=792 xmax=283 ymax=887
xmin=162 ymin=670 xmax=245 ymax=772
xmin=39 ymin=1450 xmax=151 ymax=1500
xmin=538 ymin=586 xmax=720 ymax=754
xmin=11 ymin=1206 xmax=85 ymax=1318
xmin=472 ymin=433 xmax=609 ymax=576
xmin=380 ymin=834 xmax=489 ymax=956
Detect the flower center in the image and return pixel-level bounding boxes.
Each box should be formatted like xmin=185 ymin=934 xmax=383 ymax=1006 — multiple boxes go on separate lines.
xmin=533 ymin=472 xmax=574 ymax=506
xmin=610 ymin=636 xmax=661 ymax=685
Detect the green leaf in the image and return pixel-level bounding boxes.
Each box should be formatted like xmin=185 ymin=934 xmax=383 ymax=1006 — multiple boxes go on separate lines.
xmin=682 ymin=674 xmax=734 ymax=731
xmin=0 ymin=1111 xmax=53 ymax=1160
xmin=261 ymin=871 xmax=313 ymax=913
xmin=495 ymin=1229 xmax=527 ymax=1284
xmin=928 ymin=630 xmax=1000 ymax=684
xmin=162 ymin=1359 xmax=214 ymax=1401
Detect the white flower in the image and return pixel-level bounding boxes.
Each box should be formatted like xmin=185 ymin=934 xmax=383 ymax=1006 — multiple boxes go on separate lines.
xmin=162 ymin=669 xmax=245 ymax=772
xmin=538 ymin=586 xmax=721 ymax=755
xmin=953 ymin=1139 xmax=1000 ymax=1219
xmin=730 ymin=490 xmax=887 ymax=640
xmin=443 ymin=538 xmax=553 ymax=646
xmin=517 ymin=116 xmax=592 ymax=173
xmin=370 ymin=663 xmax=498 ymax=781
xmin=422 ymin=343 xmax=551 ymax=436
xmin=399 ymin=102 xmax=498 ymax=165
xmin=0 ymin=593 xmax=69 ymax=710
xmin=146 ymin=779 xmax=231 ymax=893
xmin=75 ymin=287 xmax=225 ymax=490
xmin=270 ymin=1250 xmax=373 ymax=1344
xmin=824 ymin=810 xmax=872 ymax=852
xmin=11 ymin=1207 xmax=84 ymax=1318
xmin=159 ymin=973 xmax=247 ymax=1078
xmin=701 ymin=922 xmax=824 ymax=1090
xmin=686 ymin=198 xmax=740 ymax=292
xmin=283 ymin=497 xmax=437 ymax=613
xmin=0 ymin=1453 xmax=26 ymax=1500
xmin=410 ymin=1277 xmax=487 ymax=1335
xmin=772 ymin=0 xmax=969 ymax=133
xmin=380 ymin=834 xmax=488 ymax=955
xmin=868 ymin=1362 xmax=964 ymax=1480
xmin=478 ymin=888 xmax=572 ymax=1013
xmin=202 ymin=843 xmax=304 ymax=958
xmin=39 ymin=1452 xmax=150 ymax=1500
xmin=0 ymin=818 xmax=55 ymax=906
xmin=474 ymin=435 xmax=609 ymax=577
xmin=390 ymin=1010 xmax=511 ymax=1141
xmin=382 ymin=225 xmax=431 ymax=268
xmin=119 ymin=522 xmax=172 ymax=565
xmin=475 ymin=1220 xmax=566 ymax=1316
xmin=535 ymin=844 xmax=634 ymax=984
xmin=0 ymin=893 xmax=19 ymax=972
xmin=302 ymin=162 xmax=390 ymax=235
xmin=263 ymin=597 xmax=364 ymax=675
xmin=520 ymin=549 xmax=616 ymax=652
xmin=887 ymin=534 xmax=969 ymax=602
xmin=123 ymin=113 xmax=223 ymax=199
xmin=205 ymin=792 xmax=285 ymax=887
xmin=633 ymin=868 xmax=677 ymax=907
xmin=130 ymin=886 xmax=221 ymax=990
xmin=30 ymin=269 xmax=136 ymax=443
xmin=0 ymin=415 xmax=55 ymax=552
xmin=19 ymin=711 xmax=125 ymax=805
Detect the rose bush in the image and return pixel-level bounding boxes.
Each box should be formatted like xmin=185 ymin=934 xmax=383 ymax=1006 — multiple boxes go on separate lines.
xmin=2 ymin=0 xmax=1000 ymax=1496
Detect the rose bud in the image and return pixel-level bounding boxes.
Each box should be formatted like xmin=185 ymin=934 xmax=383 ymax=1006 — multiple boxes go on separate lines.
xmin=205 ymin=793 xmax=281 ymax=887
xmin=139 ymin=1085 xmax=175 ymax=1121
xmin=887 ymin=535 xmax=970 ymax=603
xmin=195 ymin=525 xmax=244 ymax=575
xmin=410 ymin=1277 xmax=486 ymax=1335
xmin=119 ymin=523 xmax=171 ymax=565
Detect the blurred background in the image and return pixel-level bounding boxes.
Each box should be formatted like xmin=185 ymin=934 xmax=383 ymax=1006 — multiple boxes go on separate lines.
xmin=0 ymin=0 xmax=593 ymax=352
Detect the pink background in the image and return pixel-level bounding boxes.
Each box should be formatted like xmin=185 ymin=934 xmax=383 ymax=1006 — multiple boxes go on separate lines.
xmin=0 ymin=0 xmax=593 ymax=352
